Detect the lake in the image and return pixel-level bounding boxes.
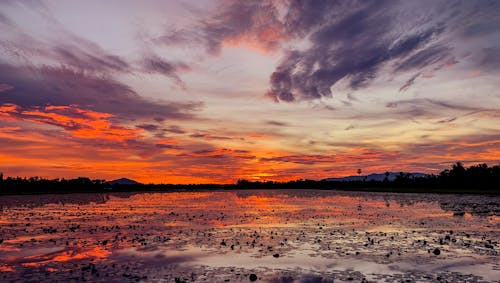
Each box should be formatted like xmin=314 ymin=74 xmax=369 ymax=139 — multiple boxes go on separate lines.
xmin=0 ymin=190 xmax=498 ymax=282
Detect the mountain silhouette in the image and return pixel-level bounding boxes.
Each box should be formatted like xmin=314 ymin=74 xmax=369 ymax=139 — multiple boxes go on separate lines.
xmin=108 ymin=178 xmax=140 ymax=186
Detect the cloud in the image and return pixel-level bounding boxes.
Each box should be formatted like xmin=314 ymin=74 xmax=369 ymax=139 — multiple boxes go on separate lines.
xmin=153 ymin=27 xmax=203 ymax=47
xmin=260 ymin=154 xmax=333 ymax=165
xmin=177 ymin=148 xmax=255 ymax=163
xmin=51 ymin=45 xmax=130 ymax=73
xmin=0 ymin=0 xmax=46 ymax=8
xmin=155 ymin=0 xmax=286 ymax=55
xmin=0 ymin=5 xmax=193 ymax=88
xmin=0 ymin=63 xmax=202 ymax=121
xmin=0 ymin=12 xmax=133 ymax=75
xmin=141 ymin=55 xmax=189 ymax=88
xmin=480 ymin=47 xmax=500 ymax=70
xmin=436 ymin=117 xmax=457 ymax=124
xmin=200 ymin=0 xmax=285 ymax=54
xmin=0 ymin=16 xmax=201 ymax=124
xmin=383 ymin=98 xmax=488 ymax=119
xmin=268 ymin=1 xmax=453 ymax=101
xmin=399 ymin=73 xmax=420 ymax=92
xmin=163 ymin=125 xmax=186 ymax=134
xmin=189 ymin=133 xmax=234 ymax=140
xmin=0 ymin=104 xmax=140 ymax=142
xmin=154 ymin=143 xmax=180 ymax=149
xmin=265 ymin=120 xmax=288 ymax=127
xmin=136 ymin=124 xmax=159 ymax=132
xmin=150 ymin=1 xmax=498 ymax=101
xmin=0 ymin=83 xmax=14 ymax=92
xmin=394 ymin=45 xmax=450 ymax=72
xmin=260 ymin=148 xmax=397 ymax=166
xmin=267 ymin=0 xmax=500 ymax=102
xmin=344 ymin=124 xmax=355 ymax=131
xmin=0 ymin=11 xmax=12 ymax=26
xmin=399 ymin=134 xmax=500 ymax=169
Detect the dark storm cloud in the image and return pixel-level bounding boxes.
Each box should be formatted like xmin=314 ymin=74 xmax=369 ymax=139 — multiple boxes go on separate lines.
xmin=267 ymin=0 xmax=500 ymax=102
xmin=0 ymin=63 xmax=202 ymax=120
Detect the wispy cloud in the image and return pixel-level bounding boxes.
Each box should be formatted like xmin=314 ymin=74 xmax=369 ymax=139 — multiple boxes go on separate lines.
xmin=265 ymin=120 xmax=289 ymax=127
xmin=140 ymin=55 xmax=189 ymax=88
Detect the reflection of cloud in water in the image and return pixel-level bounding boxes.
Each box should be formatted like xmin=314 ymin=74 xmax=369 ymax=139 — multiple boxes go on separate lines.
xmin=111 ymin=246 xmax=198 ymax=268
xmin=0 ymin=190 xmax=498 ymax=282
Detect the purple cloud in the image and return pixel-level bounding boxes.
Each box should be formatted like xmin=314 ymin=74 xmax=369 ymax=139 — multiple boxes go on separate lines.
xmin=141 ymin=55 xmax=189 ymax=88
xmin=263 ymin=0 xmax=500 ymax=101
xmin=0 ymin=63 xmax=202 ymax=120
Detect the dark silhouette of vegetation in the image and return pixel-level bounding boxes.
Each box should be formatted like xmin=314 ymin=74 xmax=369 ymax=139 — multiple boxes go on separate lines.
xmin=0 ymin=176 xmax=108 ymax=194
xmin=0 ymin=162 xmax=498 ymax=195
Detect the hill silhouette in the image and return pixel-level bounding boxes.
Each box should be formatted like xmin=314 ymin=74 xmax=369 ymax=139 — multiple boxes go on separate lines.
xmin=108 ymin=178 xmax=140 ymax=186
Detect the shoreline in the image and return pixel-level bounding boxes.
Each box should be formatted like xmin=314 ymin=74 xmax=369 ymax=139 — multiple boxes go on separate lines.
xmin=0 ymin=186 xmax=499 ymax=196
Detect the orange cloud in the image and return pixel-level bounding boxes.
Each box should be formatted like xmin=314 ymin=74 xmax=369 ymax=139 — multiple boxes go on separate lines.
xmin=222 ymin=26 xmax=287 ymax=54
xmin=0 ymin=104 xmax=140 ymax=142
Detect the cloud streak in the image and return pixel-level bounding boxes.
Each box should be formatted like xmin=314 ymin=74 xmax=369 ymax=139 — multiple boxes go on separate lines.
xmin=141 ymin=55 xmax=189 ymax=88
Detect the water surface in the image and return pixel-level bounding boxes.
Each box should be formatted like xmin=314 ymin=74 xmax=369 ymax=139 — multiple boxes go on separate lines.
xmin=0 ymin=190 xmax=498 ymax=282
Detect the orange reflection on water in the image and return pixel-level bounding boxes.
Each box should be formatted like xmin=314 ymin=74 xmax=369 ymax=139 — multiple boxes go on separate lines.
xmin=52 ymin=246 xmax=111 ymax=262
xmin=0 ymin=265 xmax=14 ymax=272
xmin=0 ymin=190 xmax=498 ymax=282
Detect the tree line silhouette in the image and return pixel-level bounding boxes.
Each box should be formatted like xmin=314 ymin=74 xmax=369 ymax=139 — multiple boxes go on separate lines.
xmin=0 ymin=162 xmax=498 ymax=195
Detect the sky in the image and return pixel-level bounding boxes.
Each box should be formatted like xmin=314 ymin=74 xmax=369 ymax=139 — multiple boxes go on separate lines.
xmin=0 ymin=0 xmax=499 ymax=184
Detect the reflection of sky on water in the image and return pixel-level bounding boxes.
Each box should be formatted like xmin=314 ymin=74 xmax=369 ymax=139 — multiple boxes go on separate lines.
xmin=0 ymin=190 xmax=498 ymax=282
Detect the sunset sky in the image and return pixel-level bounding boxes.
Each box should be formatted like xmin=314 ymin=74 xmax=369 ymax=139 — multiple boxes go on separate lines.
xmin=1 ymin=0 xmax=499 ymax=183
